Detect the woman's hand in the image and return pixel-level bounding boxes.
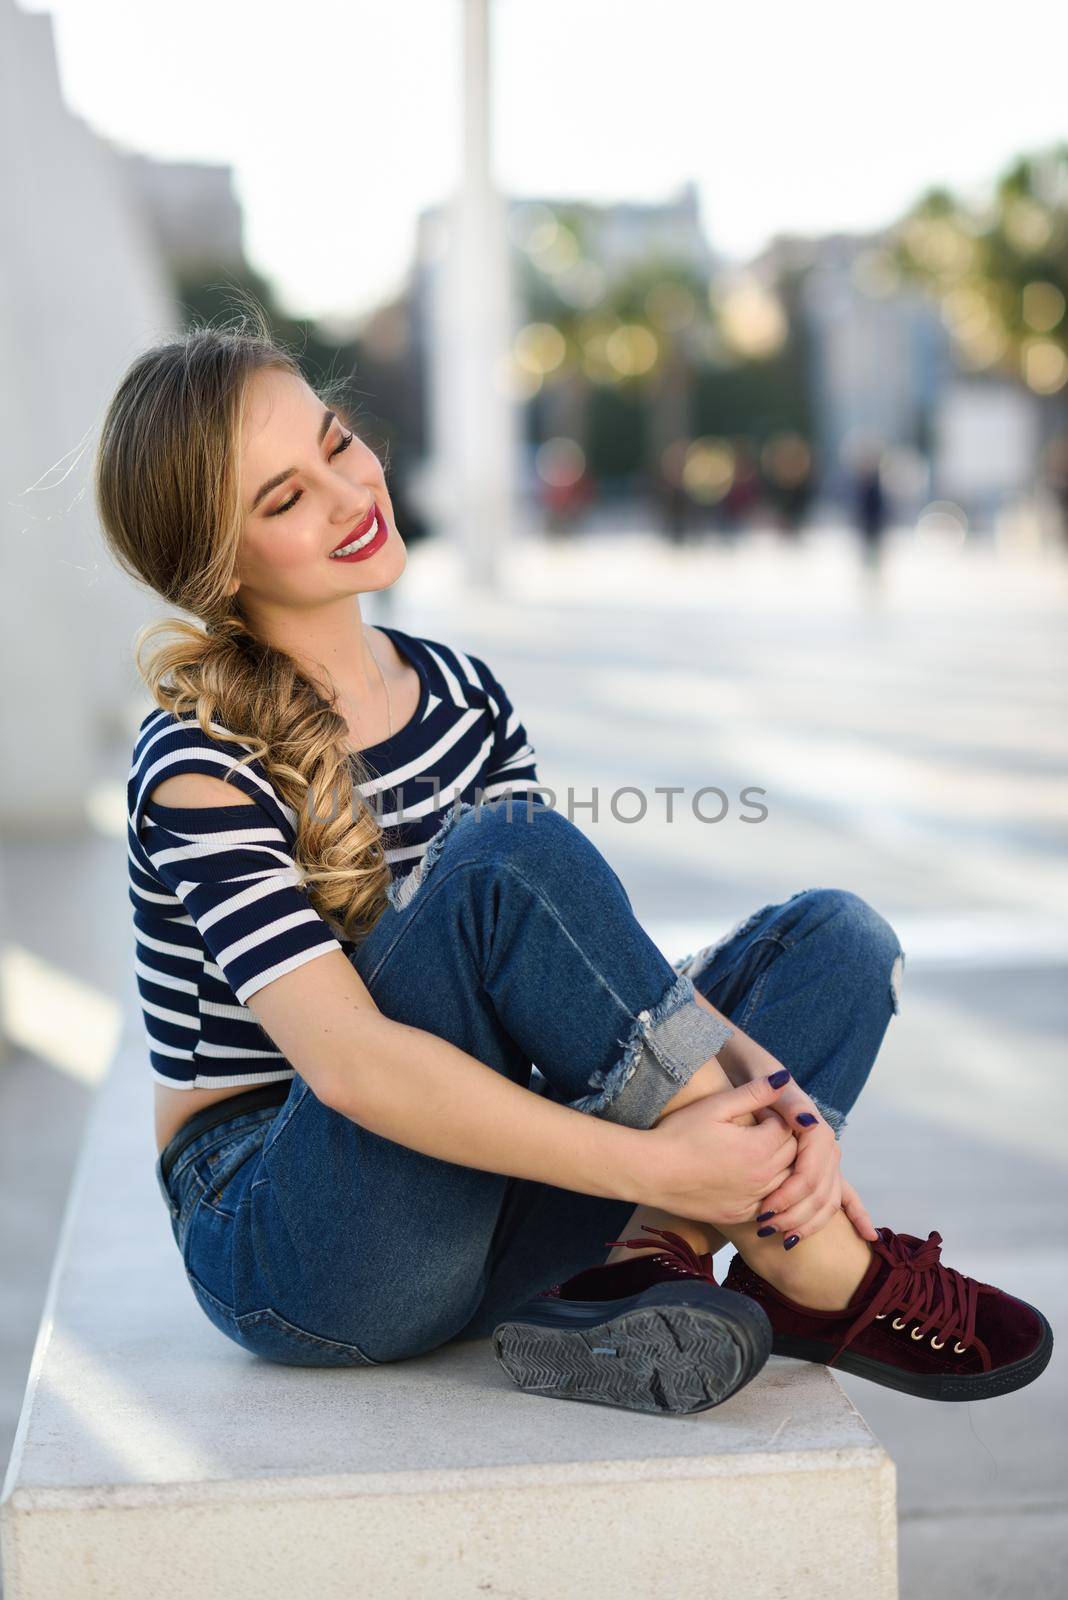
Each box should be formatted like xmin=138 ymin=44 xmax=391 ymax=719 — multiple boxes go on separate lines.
xmin=705 ymin=1001 xmax=879 ymax=1243
xmin=752 ymin=1087 xmax=879 ymax=1243
xmin=641 ymin=1073 xmax=800 ymax=1227
xmin=674 ymin=989 xmax=878 ymax=1244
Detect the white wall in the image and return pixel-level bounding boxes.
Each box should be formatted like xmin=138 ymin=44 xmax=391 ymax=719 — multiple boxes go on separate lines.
xmin=0 ymin=0 xmax=178 ymax=830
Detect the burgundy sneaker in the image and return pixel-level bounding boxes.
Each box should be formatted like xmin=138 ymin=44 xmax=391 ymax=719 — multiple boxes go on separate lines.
xmin=723 ymin=1225 xmax=1054 ymax=1402
xmin=492 ymin=1226 xmax=772 ymax=1415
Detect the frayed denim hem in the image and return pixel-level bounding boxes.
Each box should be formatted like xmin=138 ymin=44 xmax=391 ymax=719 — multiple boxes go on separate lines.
xmin=568 ymin=970 xmax=736 ymax=1131
xmin=809 ymin=1092 xmax=848 ymax=1141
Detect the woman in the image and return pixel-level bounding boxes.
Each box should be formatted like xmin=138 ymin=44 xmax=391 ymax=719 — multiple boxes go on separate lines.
xmin=97 ymin=316 xmax=1052 ymax=1416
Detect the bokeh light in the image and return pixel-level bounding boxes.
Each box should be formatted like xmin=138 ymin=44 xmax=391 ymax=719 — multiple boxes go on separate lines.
xmin=1022 ymin=337 xmax=1068 ymax=393
xmin=682 ymin=438 xmax=735 ymax=502
xmin=514 ymin=321 xmax=567 ymax=377
xmin=1022 ymin=280 xmax=1066 ymax=335
xmin=712 ymin=275 xmax=788 ymax=359
xmin=1002 ymin=196 xmax=1054 ymax=254
xmin=535 ymin=436 xmax=586 ymax=489
xmin=604 ymin=323 xmax=659 ymax=377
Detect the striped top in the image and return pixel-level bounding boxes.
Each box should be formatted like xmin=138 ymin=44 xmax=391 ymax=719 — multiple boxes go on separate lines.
xmin=127 ymin=625 xmax=541 ymax=1090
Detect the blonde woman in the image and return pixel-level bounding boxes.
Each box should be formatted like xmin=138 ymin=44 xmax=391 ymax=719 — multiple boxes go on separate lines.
xmin=97 ymin=315 xmax=1052 ymax=1415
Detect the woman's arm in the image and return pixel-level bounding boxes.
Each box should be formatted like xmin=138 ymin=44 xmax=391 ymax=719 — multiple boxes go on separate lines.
xmin=250 ymin=949 xmax=798 ymax=1228
xmin=251 ymin=948 xmax=644 ymax=1202
xmin=143 ymin=772 xmax=640 ymax=1198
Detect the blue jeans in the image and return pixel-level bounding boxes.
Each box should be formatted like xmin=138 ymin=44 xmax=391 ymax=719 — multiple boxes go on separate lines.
xmin=155 ymin=797 xmax=904 ymax=1368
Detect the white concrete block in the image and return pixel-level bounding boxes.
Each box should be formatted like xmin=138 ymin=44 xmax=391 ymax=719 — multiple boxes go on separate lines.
xmin=1 ymin=1040 xmax=898 ymax=1599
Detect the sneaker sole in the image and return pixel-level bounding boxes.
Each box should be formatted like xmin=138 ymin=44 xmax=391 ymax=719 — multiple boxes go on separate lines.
xmin=492 ymin=1281 xmax=772 ymax=1415
xmin=770 ymin=1300 xmax=1055 ymax=1402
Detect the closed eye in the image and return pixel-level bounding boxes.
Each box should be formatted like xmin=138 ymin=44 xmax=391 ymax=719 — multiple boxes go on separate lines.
xmin=269 ymin=431 xmax=355 ymax=517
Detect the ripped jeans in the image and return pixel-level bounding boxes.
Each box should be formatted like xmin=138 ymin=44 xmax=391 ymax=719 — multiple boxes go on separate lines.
xmin=155 ymin=795 xmax=905 ymax=1368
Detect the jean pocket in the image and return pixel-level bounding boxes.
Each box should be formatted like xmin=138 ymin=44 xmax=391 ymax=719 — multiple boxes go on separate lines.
xmin=184 ymin=1262 xmax=245 ymax=1345
xmin=184 ymin=1265 xmax=379 ymax=1368
xmin=231 ymin=1306 xmax=381 ymax=1368
xmin=190 ymin=1124 xmax=272 ymax=1218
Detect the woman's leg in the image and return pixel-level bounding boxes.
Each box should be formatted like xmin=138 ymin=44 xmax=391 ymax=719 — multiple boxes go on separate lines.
xmin=606 ymin=888 xmax=905 ymax=1309
xmin=681 ymin=886 xmax=904 ymax=1136
xmin=230 ymin=797 xmax=735 ymax=1361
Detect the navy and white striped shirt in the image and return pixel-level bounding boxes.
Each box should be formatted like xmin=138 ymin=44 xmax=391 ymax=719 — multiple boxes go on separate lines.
xmin=127 ymin=625 xmax=540 ymax=1090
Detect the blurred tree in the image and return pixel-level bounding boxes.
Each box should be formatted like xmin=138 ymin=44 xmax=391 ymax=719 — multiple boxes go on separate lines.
xmin=889 ymin=143 xmax=1068 ymax=399
xmin=514 ymin=211 xmax=814 ymax=530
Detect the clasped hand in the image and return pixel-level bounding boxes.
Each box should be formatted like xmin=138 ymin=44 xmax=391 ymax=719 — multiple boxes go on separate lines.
xmin=750 ymin=1073 xmax=878 ymax=1245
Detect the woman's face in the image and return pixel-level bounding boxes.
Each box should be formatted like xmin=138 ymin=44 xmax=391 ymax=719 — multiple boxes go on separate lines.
xmin=228 ymin=366 xmax=406 ymax=608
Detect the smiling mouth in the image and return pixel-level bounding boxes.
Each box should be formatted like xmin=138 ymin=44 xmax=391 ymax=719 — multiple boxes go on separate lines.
xmin=329 ymin=507 xmax=380 ymax=558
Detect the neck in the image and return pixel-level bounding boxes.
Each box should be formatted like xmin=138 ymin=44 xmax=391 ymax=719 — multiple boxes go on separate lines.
xmin=238 ymin=593 xmax=382 ymax=702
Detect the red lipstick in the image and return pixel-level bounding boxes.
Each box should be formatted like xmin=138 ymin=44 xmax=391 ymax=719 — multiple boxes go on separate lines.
xmin=330 ymin=504 xmax=377 ymax=553
xmin=328 ymin=503 xmax=388 ymax=562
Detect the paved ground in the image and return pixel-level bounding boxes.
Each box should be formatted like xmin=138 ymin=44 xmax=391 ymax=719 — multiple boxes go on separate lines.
xmin=2 ymin=516 xmax=1065 ymax=1598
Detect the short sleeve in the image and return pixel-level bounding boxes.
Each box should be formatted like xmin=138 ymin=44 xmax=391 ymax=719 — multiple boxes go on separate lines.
xmin=467 ymin=653 xmax=541 ymax=798
xmin=137 ymin=798 xmax=344 ymax=1006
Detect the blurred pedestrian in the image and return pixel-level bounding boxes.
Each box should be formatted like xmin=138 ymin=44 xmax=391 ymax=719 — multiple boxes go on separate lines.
xmin=854 ymin=449 xmax=889 ymax=579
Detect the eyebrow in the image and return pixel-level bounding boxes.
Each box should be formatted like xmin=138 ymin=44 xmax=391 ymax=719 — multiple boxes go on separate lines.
xmin=250 ymin=409 xmax=338 ymax=511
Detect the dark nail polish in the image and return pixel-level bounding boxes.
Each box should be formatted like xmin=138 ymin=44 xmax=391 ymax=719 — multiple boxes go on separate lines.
xmin=797 ymin=1113 xmax=818 ymax=1126
xmin=756 ymin=1210 xmax=775 ymax=1222
xmin=757 ymin=1225 xmax=776 ymax=1237
xmin=768 ymin=1068 xmax=791 ymax=1088
xmin=784 ymin=1234 xmax=800 ymax=1250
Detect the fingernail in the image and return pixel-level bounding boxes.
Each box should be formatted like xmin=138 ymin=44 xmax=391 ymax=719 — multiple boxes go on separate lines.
xmin=756 ymin=1210 xmax=775 ymax=1222
xmin=784 ymin=1234 xmax=800 ymax=1250
xmin=757 ymin=1225 xmax=776 ymax=1237
xmin=768 ymin=1068 xmax=791 ymax=1088
xmin=797 ymin=1113 xmax=818 ymax=1126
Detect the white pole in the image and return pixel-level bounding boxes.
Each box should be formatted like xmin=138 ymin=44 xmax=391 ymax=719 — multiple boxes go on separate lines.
xmin=435 ymin=0 xmax=518 ymax=593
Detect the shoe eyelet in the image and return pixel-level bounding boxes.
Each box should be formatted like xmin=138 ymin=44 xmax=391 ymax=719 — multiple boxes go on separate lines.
xmin=874 ymin=1312 xmax=887 ymax=1319
xmin=930 ymin=1335 xmax=945 ymax=1349
xmin=910 ymin=1326 xmax=925 ymax=1340
xmin=953 ymin=1340 xmax=968 ymax=1355
xmin=891 ymin=1316 xmax=907 ymax=1330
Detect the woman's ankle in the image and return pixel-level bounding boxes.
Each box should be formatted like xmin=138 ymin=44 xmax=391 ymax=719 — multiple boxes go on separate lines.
xmin=732 ymin=1212 xmax=874 ymax=1310
xmin=603 ymin=1203 xmax=724 ymax=1264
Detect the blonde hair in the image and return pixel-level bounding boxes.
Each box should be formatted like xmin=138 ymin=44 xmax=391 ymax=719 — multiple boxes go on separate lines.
xmin=94 ymin=305 xmax=392 ymax=944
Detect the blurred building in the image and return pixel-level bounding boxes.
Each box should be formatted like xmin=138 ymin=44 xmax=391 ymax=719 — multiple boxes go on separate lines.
xmin=518 ymin=179 xmax=715 ymax=280
xmin=113 ymin=150 xmax=245 ymax=275
xmin=411 ymin=181 xmax=716 ymax=534
xmin=764 ymin=230 xmax=1047 ymax=526
xmin=790 ymin=232 xmax=952 ymax=508
xmin=932 ymin=375 xmax=1049 ymax=528
xmin=409 ymin=195 xmax=1053 ymax=537
xmin=0 ymin=0 xmax=179 ymax=832
xmin=413 ymin=180 xmax=715 ymax=343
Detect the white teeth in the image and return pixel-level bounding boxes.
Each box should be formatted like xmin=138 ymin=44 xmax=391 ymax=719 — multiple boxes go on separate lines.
xmin=330 ymin=515 xmax=379 ymax=557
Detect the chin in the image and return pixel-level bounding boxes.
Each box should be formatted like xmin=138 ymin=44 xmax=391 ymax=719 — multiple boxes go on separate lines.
xmin=356 ymin=539 xmax=407 ymax=592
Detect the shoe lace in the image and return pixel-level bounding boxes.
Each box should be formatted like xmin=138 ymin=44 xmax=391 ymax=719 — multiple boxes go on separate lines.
xmin=601 ymin=1224 xmax=716 ymax=1282
xmin=830 ymin=1227 xmax=979 ymax=1364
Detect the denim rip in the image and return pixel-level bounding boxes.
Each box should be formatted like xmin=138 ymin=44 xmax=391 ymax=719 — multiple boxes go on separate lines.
xmin=890 ymin=950 xmax=905 ymax=1014
xmin=386 ymin=793 xmax=545 ymax=913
